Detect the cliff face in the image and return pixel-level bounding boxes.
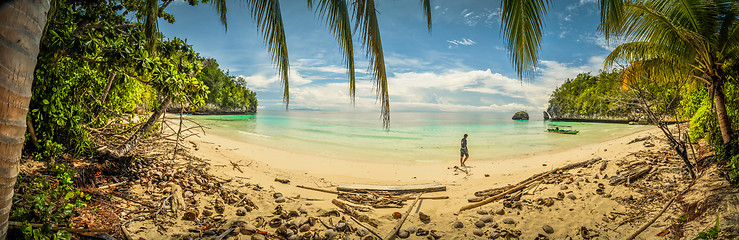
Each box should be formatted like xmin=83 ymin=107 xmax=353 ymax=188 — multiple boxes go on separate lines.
xmin=545 ymin=103 xmax=646 ymax=123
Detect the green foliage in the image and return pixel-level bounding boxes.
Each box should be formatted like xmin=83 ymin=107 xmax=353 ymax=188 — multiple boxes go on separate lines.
xmin=198 ymin=59 xmax=257 ymax=111
xmin=11 ymin=164 xmax=89 ymax=239
xmin=28 ymin=0 xmax=209 ymax=156
xmin=548 ymin=70 xmax=638 ymax=118
xmin=694 ymin=216 xmax=721 ymax=240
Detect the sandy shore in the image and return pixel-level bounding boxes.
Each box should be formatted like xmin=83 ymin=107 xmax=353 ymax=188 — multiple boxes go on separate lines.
xmin=120 ymin=120 xmax=738 ymax=239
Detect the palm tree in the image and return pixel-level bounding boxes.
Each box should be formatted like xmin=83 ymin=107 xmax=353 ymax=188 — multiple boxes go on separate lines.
xmin=0 ymin=0 xmax=51 ymax=238
xmin=500 ymin=0 xmax=734 ymax=146
xmin=603 ymin=0 xmax=736 ymax=146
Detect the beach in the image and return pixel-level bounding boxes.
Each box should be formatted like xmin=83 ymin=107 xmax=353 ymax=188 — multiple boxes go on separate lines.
xmin=115 ymin=117 xmax=739 ymax=240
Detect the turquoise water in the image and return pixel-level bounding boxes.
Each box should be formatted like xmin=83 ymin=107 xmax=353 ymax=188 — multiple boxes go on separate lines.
xmin=189 ymin=110 xmax=650 ymax=163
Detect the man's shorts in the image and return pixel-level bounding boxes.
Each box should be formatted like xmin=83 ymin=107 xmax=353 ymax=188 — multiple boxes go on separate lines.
xmin=460 ymin=148 xmax=469 ymax=157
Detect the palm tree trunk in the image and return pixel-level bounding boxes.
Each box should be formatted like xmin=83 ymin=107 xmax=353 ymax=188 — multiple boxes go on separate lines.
xmin=712 ymin=77 xmax=734 ymax=146
xmin=0 ymin=0 xmax=51 ymax=238
xmin=113 ymin=97 xmax=171 ymax=157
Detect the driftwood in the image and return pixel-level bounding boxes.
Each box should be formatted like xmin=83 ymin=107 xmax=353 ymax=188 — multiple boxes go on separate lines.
xmin=214 ymin=227 xmax=235 ymax=240
xmin=350 ymin=216 xmax=383 ymax=239
xmin=384 ymin=194 xmax=422 ymax=240
xmin=297 ymin=185 xmax=340 ymax=194
xmin=609 ymin=165 xmax=652 ymax=186
xmin=460 ymin=157 xmax=602 ymax=211
xmin=628 ymin=136 xmax=651 ymax=144
xmin=339 ymin=192 xmax=404 ymax=208
xmin=332 ymin=199 xmax=379 ymax=228
xmin=98 ymin=181 xmax=128 ymax=189
xmin=337 ymin=183 xmax=445 ymax=194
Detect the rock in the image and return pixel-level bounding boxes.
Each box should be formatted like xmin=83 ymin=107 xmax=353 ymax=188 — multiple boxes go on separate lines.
xmin=603 ymin=174 xmax=609 ymax=179
xmin=416 ymin=228 xmax=429 ymax=236
xmin=203 ymin=230 xmax=217 ymax=236
xmin=236 ymin=207 xmax=247 ymax=216
xmin=241 ymin=224 xmax=257 ymax=235
xmin=481 ymin=215 xmax=493 ymax=223
xmin=298 ymin=205 xmax=307 ymax=214
xmin=430 ymin=230 xmax=443 ymax=239
xmin=202 ymin=209 xmax=213 ymax=217
xmin=567 ymin=194 xmax=577 ymax=200
xmin=398 ymin=230 xmax=410 ymax=238
xmin=536 ymin=198 xmax=554 ymax=207
xmin=452 ymin=221 xmax=464 ymax=228
xmin=473 ymin=229 xmax=484 ymax=236
xmin=407 ymin=226 xmax=418 ymax=233
xmin=299 ymin=224 xmax=311 ymax=232
xmin=475 ymin=220 xmax=485 ymax=228
xmin=182 ymin=209 xmax=199 ymax=221
xmin=512 ymin=111 xmax=530 ymax=120
xmin=275 ymin=196 xmax=286 ymax=203
xmin=560 ymin=185 xmax=568 ymax=190
xmin=287 ymin=235 xmax=299 ymax=240
xmin=543 ymin=224 xmax=554 ymax=234
xmin=325 ymin=229 xmax=338 ymax=239
xmin=477 ymin=209 xmax=488 ymax=215
xmin=495 ymin=208 xmax=505 ymax=215
xmin=419 ymin=212 xmax=431 ymax=223
xmin=356 ymin=228 xmax=369 ymax=237
xmin=215 ymin=199 xmax=225 ymax=214
xmin=273 ymin=193 xmax=283 ymax=198
xmin=289 ymin=210 xmax=299 ymax=217
xmin=502 ymin=218 xmax=515 ymax=224
xmin=251 ymin=235 xmax=266 ymax=240
xmin=593 ymin=174 xmax=599 ymax=179
xmin=183 ymin=190 xmax=194 ymax=198
xmin=489 ymin=221 xmax=499 ymax=228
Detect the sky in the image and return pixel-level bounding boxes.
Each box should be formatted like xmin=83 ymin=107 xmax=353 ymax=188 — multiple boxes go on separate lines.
xmin=158 ymin=0 xmax=618 ymax=113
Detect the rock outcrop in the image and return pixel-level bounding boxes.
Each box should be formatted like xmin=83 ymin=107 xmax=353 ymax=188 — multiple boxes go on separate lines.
xmin=512 ymin=111 xmax=529 ymax=120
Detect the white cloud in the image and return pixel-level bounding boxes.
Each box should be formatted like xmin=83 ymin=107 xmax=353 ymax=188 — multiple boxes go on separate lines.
xmin=460 ymin=8 xmax=500 ymax=27
xmin=581 ymin=34 xmax=627 ymax=51
xmin=238 ymin=69 xmax=312 ymax=91
xmin=446 ymin=38 xmax=476 ymax=48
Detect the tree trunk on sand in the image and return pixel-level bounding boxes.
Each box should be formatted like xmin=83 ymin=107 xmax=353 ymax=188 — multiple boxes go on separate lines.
xmin=112 ymin=97 xmax=171 ymax=157
xmin=0 ymin=0 xmax=51 ymax=238
xmin=712 ymin=77 xmax=734 ymax=146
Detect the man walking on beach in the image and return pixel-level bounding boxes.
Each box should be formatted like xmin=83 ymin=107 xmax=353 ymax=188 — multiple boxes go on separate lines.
xmin=460 ymin=134 xmax=469 ymax=167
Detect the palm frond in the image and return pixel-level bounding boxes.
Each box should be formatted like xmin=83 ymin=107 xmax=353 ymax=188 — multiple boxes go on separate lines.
xmin=598 ymin=0 xmax=624 ymax=40
xmin=500 ymin=0 xmax=549 ymax=79
xmin=143 ymin=0 xmax=159 ymax=54
xmin=421 ymin=0 xmax=432 ymax=32
xmin=353 ymin=0 xmax=390 ymax=128
xmin=210 ymin=0 xmax=228 ymax=31
xmin=245 ymin=0 xmax=290 ymax=107
xmin=309 ymin=0 xmax=356 ymax=104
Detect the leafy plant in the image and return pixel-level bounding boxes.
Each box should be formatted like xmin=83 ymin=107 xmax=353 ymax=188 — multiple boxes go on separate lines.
xmin=694 ymin=216 xmax=721 ymax=240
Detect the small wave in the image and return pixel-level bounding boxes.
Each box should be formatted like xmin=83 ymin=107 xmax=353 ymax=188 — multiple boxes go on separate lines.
xmin=238 ymin=131 xmax=271 ymax=138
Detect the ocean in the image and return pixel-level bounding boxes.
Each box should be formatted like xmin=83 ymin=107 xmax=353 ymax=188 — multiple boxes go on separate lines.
xmin=187 ymin=110 xmax=650 ymax=163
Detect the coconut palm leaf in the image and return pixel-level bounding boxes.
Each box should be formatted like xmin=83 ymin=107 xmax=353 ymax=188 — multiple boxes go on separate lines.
xmin=308 ymin=0 xmax=356 ymax=103
xmin=244 ymin=0 xmax=291 ymax=107
xmin=211 ymin=0 xmax=228 ymax=31
xmin=353 ymin=0 xmax=390 ymax=128
xmin=421 ymin=0 xmax=432 ymax=31
xmin=500 ymin=0 xmax=549 ymax=79
xmin=598 ymin=0 xmax=625 ymax=40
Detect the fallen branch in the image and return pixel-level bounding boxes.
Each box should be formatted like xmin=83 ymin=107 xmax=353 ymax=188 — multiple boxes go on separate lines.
xmin=624 ymin=183 xmax=692 ymax=240
xmin=384 ymin=193 xmax=422 ymax=240
xmin=297 ymin=185 xmax=339 ymax=194
xmin=350 ymin=216 xmax=382 ymax=239
xmin=609 ymin=165 xmax=652 ymax=186
xmin=460 ymin=157 xmax=601 ymax=211
xmin=214 ymin=227 xmax=235 ymax=240
xmin=332 ymin=199 xmax=379 ymax=227
xmin=98 ymin=181 xmax=128 ymax=190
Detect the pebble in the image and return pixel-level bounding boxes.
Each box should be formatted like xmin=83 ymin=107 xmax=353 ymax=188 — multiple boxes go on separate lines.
xmin=603 ymin=174 xmax=609 ymax=179
xmin=543 ymin=224 xmax=554 ymax=234
xmin=495 ymin=208 xmax=505 ymax=215
xmin=568 ymin=194 xmax=577 ymax=200
xmin=299 ymin=224 xmax=311 ymax=232
xmin=236 ymin=207 xmax=247 ymax=216
xmin=481 ymin=215 xmax=493 ymax=223
xmin=419 ymin=212 xmax=431 ymax=222
xmin=184 ymin=190 xmax=193 ymax=198
xmin=489 ymin=221 xmax=499 ymax=228
xmin=287 ymin=235 xmax=299 ymax=240
xmin=203 ymin=230 xmax=217 ymax=236
xmin=407 ymin=226 xmax=418 ymax=233
xmin=475 ymin=220 xmax=485 ymax=228
xmin=502 ymin=218 xmax=515 ymax=224
xmin=593 ymin=174 xmax=599 ymax=179
xmin=273 ymin=193 xmax=283 ymax=198
xmin=251 ymin=235 xmax=266 ymax=240
xmin=200 ymin=209 xmax=211 ymax=217
xmin=241 ymin=224 xmax=257 ymax=234
xmin=298 ymin=205 xmax=307 ymax=213
xmin=477 ymin=209 xmax=488 ymax=215
xmin=357 ymin=228 xmax=369 ymax=237
xmin=398 ymin=229 xmax=410 ymax=238
xmin=289 ymin=210 xmax=299 ymax=217
xmin=473 ymin=229 xmax=484 ymax=236
xmin=325 ymin=229 xmax=338 ymax=239
xmin=557 ymin=192 xmax=565 ymax=200
xmin=560 ymin=185 xmax=568 ymax=190
xmin=452 ymin=221 xmax=464 ymax=228
xmin=207 ymin=182 xmax=214 ymax=188
xmin=275 ymin=196 xmax=286 ymax=203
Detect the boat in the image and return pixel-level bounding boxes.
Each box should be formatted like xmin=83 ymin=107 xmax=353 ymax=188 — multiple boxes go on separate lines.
xmin=547 ymin=125 xmax=579 ymax=134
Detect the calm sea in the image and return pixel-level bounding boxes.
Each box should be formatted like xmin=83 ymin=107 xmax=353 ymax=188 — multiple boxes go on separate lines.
xmin=187 ymin=110 xmax=650 ymax=163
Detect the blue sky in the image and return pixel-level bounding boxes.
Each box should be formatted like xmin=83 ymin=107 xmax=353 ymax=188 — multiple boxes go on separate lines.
xmin=158 ymin=0 xmax=617 ymax=113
